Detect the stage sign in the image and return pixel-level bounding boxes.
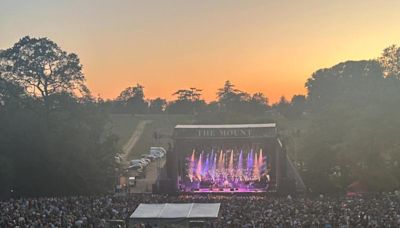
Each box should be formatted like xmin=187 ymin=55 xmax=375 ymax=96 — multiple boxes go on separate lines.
xmin=174 ymin=124 xmax=277 ymax=139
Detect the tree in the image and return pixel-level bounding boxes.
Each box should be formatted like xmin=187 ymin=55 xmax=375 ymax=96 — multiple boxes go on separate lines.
xmin=0 ymin=78 xmax=25 ymax=107
xmin=0 ymin=91 xmax=119 ymax=197
xmin=286 ymin=95 xmax=307 ymax=119
xmin=117 ymin=84 xmax=144 ymax=101
xmin=172 ymin=87 xmax=202 ymax=101
xmin=217 ymin=80 xmax=245 ymax=104
xmin=116 ymin=84 xmax=148 ymax=114
xmin=216 ymin=80 xmax=240 ymax=100
xmin=0 ymin=37 xmax=118 ymax=197
xmin=305 ymin=60 xmax=383 ymax=112
xmin=273 ymin=96 xmax=290 ymax=116
xmin=0 ymin=36 xmax=88 ymax=106
xmin=379 ymin=44 xmax=400 ymax=79
xmin=248 ymin=92 xmax=269 ymax=113
xmin=149 ymin=97 xmax=167 ymax=113
xmin=167 ymin=87 xmax=206 ymax=114
xmin=216 ymin=80 xmax=251 ymax=112
xmin=296 ymin=58 xmax=400 ymax=193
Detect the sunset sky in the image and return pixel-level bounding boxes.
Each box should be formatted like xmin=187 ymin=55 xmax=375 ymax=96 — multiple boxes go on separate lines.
xmin=2 ymin=0 xmax=400 ymax=102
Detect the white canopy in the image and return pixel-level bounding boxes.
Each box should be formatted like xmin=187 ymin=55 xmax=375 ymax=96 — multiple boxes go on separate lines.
xmin=130 ymin=203 xmax=220 ymax=219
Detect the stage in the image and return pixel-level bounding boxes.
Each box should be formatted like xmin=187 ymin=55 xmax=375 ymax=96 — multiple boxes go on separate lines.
xmin=178 ymin=146 xmax=271 ymax=193
xmin=157 ymin=123 xmax=291 ymax=194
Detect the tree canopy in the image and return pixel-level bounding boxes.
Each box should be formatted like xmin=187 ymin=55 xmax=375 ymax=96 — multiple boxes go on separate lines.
xmin=0 ymin=37 xmax=118 ymax=198
xmin=295 ymin=57 xmax=400 ymax=193
xmin=0 ymin=36 xmax=88 ymax=105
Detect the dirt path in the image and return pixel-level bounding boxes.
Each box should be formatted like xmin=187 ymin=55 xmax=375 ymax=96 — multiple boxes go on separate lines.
xmin=120 ymin=120 xmax=152 ymax=161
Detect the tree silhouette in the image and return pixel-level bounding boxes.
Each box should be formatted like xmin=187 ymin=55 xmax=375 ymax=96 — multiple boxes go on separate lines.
xmin=172 ymin=87 xmax=202 ymax=102
xmin=117 ymin=84 xmax=148 ymax=114
xmin=216 ymin=80 xmax=245 ymax=103
xmin=149 ymin=97 xmax=167 ymax=113
xmin=297 ymin=53 xmax=400 ymax=193
xmin=216 ymin=80 xmax=250 ymax=112
xmin=0 ymin=78 xmax=25 ymax=107
xmin=379 ymin=45 xmax=400 ymax=79
xmin=167 ymin=87 xmax=205 ymax=114
xmin=0 ymin=37 xmax=118 ymax=197
xmin=0 ymin=36 xmax=88 ymax=106
xmin=288 ymin=95 xmax=306 ymax=118
xmin=305 ymin=60 xmax=383 ymax=112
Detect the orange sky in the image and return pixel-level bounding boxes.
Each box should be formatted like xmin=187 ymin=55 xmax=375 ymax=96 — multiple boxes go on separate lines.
xmin=2 ymin=0 xmax=400 ymax=102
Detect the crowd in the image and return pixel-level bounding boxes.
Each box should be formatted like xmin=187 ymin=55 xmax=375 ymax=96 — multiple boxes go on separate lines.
xmin=1 ymin=192 xmax=400 ymax=227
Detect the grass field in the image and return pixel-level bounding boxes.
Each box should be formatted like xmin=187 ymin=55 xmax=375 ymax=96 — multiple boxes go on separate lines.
xmin=109 ymin=114 xmax=195 ymax=160
xmin=108 ymin=114 xmax=140 ymax=147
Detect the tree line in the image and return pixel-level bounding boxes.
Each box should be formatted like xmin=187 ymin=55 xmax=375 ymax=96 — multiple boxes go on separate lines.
xmin=99 ymin=81 xmax=306 ymax=117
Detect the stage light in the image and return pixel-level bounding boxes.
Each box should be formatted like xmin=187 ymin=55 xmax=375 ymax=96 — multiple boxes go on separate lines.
xmin=182 ymin=147 xmax=269 ymax=193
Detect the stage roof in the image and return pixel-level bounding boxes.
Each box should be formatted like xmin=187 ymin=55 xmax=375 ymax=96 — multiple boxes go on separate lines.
xmin=173 ymin=123 xmax=277 ymax=139
xmin=130 ymin=203 xmax=220 ymax=219
xmin=175 ymin=123 xmax=276 ymax=129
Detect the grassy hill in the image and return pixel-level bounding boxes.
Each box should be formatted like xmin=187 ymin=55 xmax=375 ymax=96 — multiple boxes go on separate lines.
xmin=108 ymin=114 xmax=141 ymax=147
xmin=109 ymin=114 xmax=195 ymax=159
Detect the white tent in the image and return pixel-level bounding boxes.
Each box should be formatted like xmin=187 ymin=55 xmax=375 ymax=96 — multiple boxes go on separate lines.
xmin=130 ymin=203 xmax=220 ymax=219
